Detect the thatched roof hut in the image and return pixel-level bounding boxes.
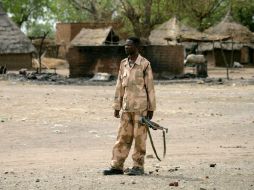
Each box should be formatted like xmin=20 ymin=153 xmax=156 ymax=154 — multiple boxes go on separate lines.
xmin=149 ymin=16 xmax=198 ymax=45
xmin=71 ymin=27 xmax=119 ymax=46
xmin=0 ymin=4 xmax=35 ymax=54
xmin=199 ymin=11 xmax=254 ymax=51
xmin=0 ymin=3 xmax=35 ymax=70
xmin=197 ymin=12 xmax=254 ymax=66
xmin=205 ymin=11 xmax=253 ymax=43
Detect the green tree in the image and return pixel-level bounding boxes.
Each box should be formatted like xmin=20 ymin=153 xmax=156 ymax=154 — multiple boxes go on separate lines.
xmin=61 ymin=0 xmax=118 ymax=21
xmin=233 ymin=0 xmax=254 ymax=31
xmin=118 ymin=0 xmax=170 ymax=40
xmin=181 ymin=0 xmax=228 ymax=31
xmin=26 ymin=22 xmax=55 ymax=38
xmin=2 ymin=0 xmax=53 ymax=27
xmin=50 ymin=0 xmax=89 ymax=22
xmin=2 ymin=0 xmax=253 ymax=38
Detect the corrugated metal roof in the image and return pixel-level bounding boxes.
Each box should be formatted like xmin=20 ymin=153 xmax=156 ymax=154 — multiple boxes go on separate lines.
xmin=0 ymin=4 xmax=36 ymax=54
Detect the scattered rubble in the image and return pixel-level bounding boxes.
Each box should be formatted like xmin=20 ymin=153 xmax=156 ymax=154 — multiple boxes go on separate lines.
xmin=1 ymin=70 xmax=254 ymax=86
xmin=209 ymin=163 xmax=216 ymax=167
xmin=0 ymin=72 xmax=117 ymax=86
xmin=19 ymin=68 xmax=27 ymax=75
xmin=131 ymin=180 xmax=136 ymax=184
xmin=89 ymin=72 xmax=113 ymax=81
xmin=168 ymin=167 xmax=179 ymax=172
xmin=35 ymin=179 xmax=40 ymax=182
xmin=169 ymin=181 xmax=179 ymax=187
xmin=219 ymin=145 xmax=246 ymax=149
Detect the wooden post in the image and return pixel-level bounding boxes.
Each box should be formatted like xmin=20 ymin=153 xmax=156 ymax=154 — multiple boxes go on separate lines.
xmin=230 ymin=37 xmax=234 ymax=68
xmin=38 ymin=31 xmax=49 ymax=73
xmin=219 ymin=40 xmax=229 ymax=80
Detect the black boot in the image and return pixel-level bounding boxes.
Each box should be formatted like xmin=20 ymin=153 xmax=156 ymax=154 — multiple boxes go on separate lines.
xmin=125 ymin=167 xmax=144 ymax=176
xmin=103 ymin=168 xmax=123 ymax=175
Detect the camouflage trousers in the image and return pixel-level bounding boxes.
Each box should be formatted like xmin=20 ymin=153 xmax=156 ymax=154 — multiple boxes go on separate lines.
xmin=111 ymin=111 xmax=147 ymax=170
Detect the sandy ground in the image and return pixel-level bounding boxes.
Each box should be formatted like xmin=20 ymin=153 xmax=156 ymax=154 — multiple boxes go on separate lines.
xmin=0 ymin=68 xmax=254 ymax=190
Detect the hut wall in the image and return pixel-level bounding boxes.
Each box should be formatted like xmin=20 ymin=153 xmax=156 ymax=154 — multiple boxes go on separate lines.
xmin=143 ymin=45 xmax=184 ymax=78
xmin=205 ymin=51 xmax=216 ymax=66
xmin=67 ymin=45 xmax=184 ymax=78
xmin=0 ymin=53 xmax=32 ymax=70
xmin=240 ymin=47 xmax=249 ymax=64
xmin=55 ymin=24 xmax=71 ymax=58
xmin=55 ymin=24 xmax=72 ymax=45
xmin=250 ymin=48 xmax=254 ymax=65
xmin=214 ymin=49 xmax=240 ymax=67
xmin=67 ymin=46 xmax=125 ymax=78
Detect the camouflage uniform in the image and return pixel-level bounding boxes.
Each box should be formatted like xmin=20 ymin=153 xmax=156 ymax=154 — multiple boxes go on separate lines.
xmin=111 ymin=54 xmax=156 ymax=170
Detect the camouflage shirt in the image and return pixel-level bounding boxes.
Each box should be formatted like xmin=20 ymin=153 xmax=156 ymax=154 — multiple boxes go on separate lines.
xmin=113 ymin=54 xmax=156 ymax=112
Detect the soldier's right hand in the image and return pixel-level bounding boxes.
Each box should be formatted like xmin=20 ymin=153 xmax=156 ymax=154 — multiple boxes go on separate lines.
xmin=114 ymin=110 xmax=120 ymax=118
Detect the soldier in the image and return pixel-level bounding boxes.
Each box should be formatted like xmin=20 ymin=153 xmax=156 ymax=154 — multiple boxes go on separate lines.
xmin=103 ymin=37 xmax=156 ymax=176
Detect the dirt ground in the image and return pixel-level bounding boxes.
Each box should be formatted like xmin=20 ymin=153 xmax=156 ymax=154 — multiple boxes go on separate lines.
xmin=0 ymin=67 xmax=254 ymax=190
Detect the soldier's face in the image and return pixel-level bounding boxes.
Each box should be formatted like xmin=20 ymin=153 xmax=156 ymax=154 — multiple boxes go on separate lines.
xmin=125 ymin=40 xmax=136 ymax=55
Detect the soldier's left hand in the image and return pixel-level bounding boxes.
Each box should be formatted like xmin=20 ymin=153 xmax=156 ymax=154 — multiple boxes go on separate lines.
xmin=147 ymin=111 xmax=154 ymax=120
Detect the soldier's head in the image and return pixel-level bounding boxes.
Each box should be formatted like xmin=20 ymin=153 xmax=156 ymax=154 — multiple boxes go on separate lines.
xmin=125 ymin=37 xmax=140 ymax=55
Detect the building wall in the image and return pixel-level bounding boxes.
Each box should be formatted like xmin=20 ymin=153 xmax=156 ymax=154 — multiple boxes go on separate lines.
xmin=214 ymin=49 xmax=241 ymax=67
xmin=251 ymin=48 xmax=254 ymax=65
xmin=241 ymin=46 xmax=249 ymax=64
xmin=0 ymin=53 xmax=32 ymax=70
xmin=55 ymin=24 xmax=72 ymax=45
xmin=67 ymin=46 xmax=125 ymax=78
xmin=205 ymin=51 xmax=216 ymax=66
xmin=67 ymin=45 xmax=184 ymax=78
xmin=143 ymin=45 xmax=184 ymax=78
xmin=55 ymin=24 xmax=72 ymax=58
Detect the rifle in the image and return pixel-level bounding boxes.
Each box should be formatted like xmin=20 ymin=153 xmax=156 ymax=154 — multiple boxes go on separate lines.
xmin=139 ymin=116 xmax=168 ymax=161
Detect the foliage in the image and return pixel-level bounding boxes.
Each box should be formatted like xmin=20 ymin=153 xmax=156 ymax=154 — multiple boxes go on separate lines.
xmin=54 ymin=0 xmax=119 ymax=21
xmin=26 ymin=22 xmax=55 ymax=38
xmin=2 ymin=0 xmax=53 ymax=27
xmin=117 ymin=0 xmax=172 ymax=39
xmin=180 ymin=0 xmax=228 ymax=31
xmin=233 ymin=0 xmax=254 ymax=31
xmin=1 ymin=0 xmax=253 ymax=39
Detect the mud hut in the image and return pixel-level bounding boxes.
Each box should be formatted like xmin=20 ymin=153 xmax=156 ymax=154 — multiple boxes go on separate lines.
xmin=67 ymin=26 xmax=184 ymax=78
xmin=0 ymin=3 xmax=35 ymax=70
xmin=200 ymin=11 xmax=254 ymax=66
xmin=55 ymin=22 xmax=122 ymax=58
xmin=67 ymin=27 xmax=123 ymax=77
